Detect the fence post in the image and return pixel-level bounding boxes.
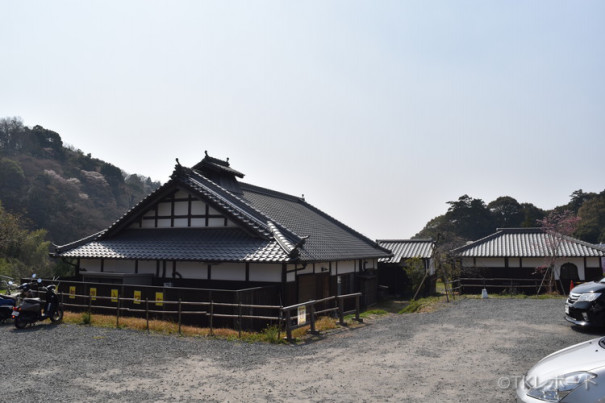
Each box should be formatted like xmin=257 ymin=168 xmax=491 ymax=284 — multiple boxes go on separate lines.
xmin=338 ymin=297 xmax=344 ymax=326
xmin=309 ymin=303 xmax=318 ymax=335
xmin=238 ymin=299 xmax=242 ymax=339
xmin=354 ymin=294 xmax=362 ymax=323
xmin=209 ymin=300 xmax=214 ymax=336
xmin=88 ymin=293 xmax=92 ymax=315
xmin=178 ymin=298 xmax=182 ymax=335
xmin=285 ymin=309 xmax=292 ymax=342
xmin=116 ymin=293 xmax=120 ymax=328
xmin=145 ymin=298 xmax=149 ymax=333
xmin=277 ymin=308 xmax=282 ymax=340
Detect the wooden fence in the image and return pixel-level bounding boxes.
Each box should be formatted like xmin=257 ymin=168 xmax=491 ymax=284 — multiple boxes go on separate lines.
xmin=444 ymin=277 xmax=565 ymax=296
xmin=38 ymin=280 xmax=363 ymax=342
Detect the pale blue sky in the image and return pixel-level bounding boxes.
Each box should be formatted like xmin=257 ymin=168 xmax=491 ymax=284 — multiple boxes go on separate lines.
xmin=1 ymin=1 xmax=604 ymax=239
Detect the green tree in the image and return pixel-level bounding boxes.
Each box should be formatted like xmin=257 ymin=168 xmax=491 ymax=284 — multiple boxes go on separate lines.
xmin=576 ymin=194 xmax=605 ymax=243
xmin=488 ymin=196 xmax=524 ymax=228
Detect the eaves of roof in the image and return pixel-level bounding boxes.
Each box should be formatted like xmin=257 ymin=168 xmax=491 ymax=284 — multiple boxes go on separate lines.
xmin=450 ymin=228 xmax=605 ymax=258
xmin=377 ymin=239 xmax=434 ymax=263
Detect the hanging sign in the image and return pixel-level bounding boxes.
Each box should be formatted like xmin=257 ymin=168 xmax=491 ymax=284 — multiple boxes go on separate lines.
xmin=111 ymin=289 xmax=118 ymax=303
xmin=133 ymin=290 xmax=141 ymax=305
xmin=90 ymin=288 xmax=97 ymax=301
xmin=155 ymin=292 xmax=164 ymax=306
xmin=297 ymin=305 xmax=306 ymax=325
xmin=69 ymin=286 xmax=76 ymax=299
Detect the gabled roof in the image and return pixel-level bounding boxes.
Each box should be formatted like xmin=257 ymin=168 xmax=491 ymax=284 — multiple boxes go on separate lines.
xmin=450 ymin=228 xmax=605 ymax=258
xmin=376 ymin=239 xmax=434 ymax=263
xmin=54 ymin=155 xmax=390 ymax=263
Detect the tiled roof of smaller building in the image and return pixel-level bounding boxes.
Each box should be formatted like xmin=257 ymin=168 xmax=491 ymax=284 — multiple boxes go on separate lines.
xmin=451 ymin=228 xmax=605 ymax=258
xmin=59 ymin=228 xmax=291 ymax=262
xmin=376 ymin=239 xmax=434 ymax=263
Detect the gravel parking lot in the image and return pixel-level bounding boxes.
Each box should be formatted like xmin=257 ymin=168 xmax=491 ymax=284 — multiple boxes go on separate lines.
xmin=1 ymin=297 xmax=602 ymax=402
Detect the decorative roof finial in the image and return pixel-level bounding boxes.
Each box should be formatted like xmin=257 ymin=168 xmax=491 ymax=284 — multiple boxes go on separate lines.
xmin=176 ymin=158 xmax=181 ymax=166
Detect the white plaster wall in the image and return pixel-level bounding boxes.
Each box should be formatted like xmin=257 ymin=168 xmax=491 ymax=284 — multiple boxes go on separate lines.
xmin=80 ymin=259 xmax=101 ymax=271
xmin=337 ymin=260 xmax=356 ymax=274
xmin=475 ymin=258 xmax=505 ymax=268
xmin=249 ymin=264 xmax=281 ymax=282
xmin=191 ymin=200 xmax=205 ymax=215
xmin=156 ymin=219 xmax=172 ymax=228
xmin=212 ymin=263 xmax=246 ymax=281
xmin=157 ymin=202 xmax=171 ymax=216
xmin=176 ymin=261 xmax=208 ymax=279
xmin=508 ymin=258 xmax=521 ymax=268
xmin=587 ymin=257 xmax=600 ymax=267
xmin=523 ymin=258 xmax=546 ymax=268
xmin=174 ymin=201 xmax=188 ymax=215
xmin=104 ymin=259 xmax=135 ymax=273
xmin=174 ymin=190 xmax=189 ymax=199
xmin=296 ymin=264 xmax=314 ymax=275
xmin=138 ymin=260 xmax=157 ymax=275
xmin=286 ymin=264 xmax=296 ymax=282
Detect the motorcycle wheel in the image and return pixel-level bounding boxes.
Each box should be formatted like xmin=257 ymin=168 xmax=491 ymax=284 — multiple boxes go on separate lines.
xmin=50 ymin=307 xmax=63 ymax=323
xmin=14 ymin=316 xmax=28 ymax=329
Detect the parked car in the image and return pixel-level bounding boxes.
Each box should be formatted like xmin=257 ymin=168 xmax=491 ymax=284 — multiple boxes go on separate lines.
xmin=517 ymin=337 xmax=605 ymax=402
xmin=565 ymin=279 xmax=605 ymax=328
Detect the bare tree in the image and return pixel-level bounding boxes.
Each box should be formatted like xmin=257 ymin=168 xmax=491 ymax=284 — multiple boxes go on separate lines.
xmin=536 ymin=210 xmax=580 ymax=293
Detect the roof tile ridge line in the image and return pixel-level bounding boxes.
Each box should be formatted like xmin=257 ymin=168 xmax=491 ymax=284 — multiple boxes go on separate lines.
xmin=293 ymin=196 xmax=391 ymax=255
xmin=53 ymin=230 xmax=106 ymax=253
xmin=266 ymin=221 xmax=299 ymax=258
xmin=239 ymin=182 xmax=304 ymax=202
xmin=195 ymin=173 xmax=305 ymax=242
xmin=186 ymin=168 xmax=303 ymax=240
xmin=182 ymin=171 xmax=271 ymax=236
xmin=450 ymin=229 xmax=507 ymax=253
xmin=556 ymin=232 xmax=605 ymax=253
xmin=497 ymin=227 xmax=543 ymax=232
xmin=377 ymin=239 xmax=434 ymax=243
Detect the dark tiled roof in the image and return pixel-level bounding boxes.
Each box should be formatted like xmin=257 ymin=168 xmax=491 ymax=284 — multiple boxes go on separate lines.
xmin=451 ymin=228 xmax=605 ymax=258
xmin=240 ymin=183 xmax=390 ymax=261
xmin=59 ymin=228 xmax=290 ymax=262
xmin=376 ymin=239 xmax=434 ymax=263
xmin=55 ymin=157 xmax=391 ymax=263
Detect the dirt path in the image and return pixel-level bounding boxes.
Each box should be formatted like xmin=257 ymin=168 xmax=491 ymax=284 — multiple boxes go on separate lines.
xmin=1 ymin=298 xmax=600 ymax=402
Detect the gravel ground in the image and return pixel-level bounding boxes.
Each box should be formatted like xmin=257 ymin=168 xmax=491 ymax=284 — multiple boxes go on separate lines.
xmin=1 ymin=297 xmax=603 ymax=402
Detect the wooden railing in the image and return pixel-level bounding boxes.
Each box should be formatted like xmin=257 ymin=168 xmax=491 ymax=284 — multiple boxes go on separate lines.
xmin=55 ymin=289 xmax=363 ymax=342
xmin=444 ymin=277 xmax=563 ymax=296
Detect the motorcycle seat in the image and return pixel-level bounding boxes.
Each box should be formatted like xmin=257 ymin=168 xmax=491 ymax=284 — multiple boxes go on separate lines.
xmin=23 ymin=298 xmax=42 ymax=303
xmin=0 ymin=294 xmax=16 ymax=301
xmin=0 ymin=298 xmax=14 ymax=306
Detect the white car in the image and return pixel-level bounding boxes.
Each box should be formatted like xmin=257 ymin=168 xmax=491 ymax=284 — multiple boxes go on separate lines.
xmin=517 ymin=337 xmax=605 ymax=402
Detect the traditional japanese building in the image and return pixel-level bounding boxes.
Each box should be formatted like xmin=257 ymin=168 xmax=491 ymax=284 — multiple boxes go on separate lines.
xmin=53 ymin=153 xmax=391 ymax=307
xmin=450 ymin=227 xmax=605 ymax=293
xmin=376 ymin=239 xmax=435 ymax=296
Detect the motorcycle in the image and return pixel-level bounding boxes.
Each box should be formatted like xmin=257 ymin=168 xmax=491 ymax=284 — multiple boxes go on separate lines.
xmin=12 ymin=277 xmax=64 ymax=329
xmin=0 ymin=279 xmax=18 ymax=323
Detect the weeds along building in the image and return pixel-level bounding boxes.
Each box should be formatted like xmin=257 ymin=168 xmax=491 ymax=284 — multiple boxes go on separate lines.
xmin=52 ymin=153 xmax=391 ymax=308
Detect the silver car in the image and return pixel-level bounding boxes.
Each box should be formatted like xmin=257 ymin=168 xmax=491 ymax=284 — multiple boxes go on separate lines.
xmin=517 ymin=337 xmax=605 ymax=402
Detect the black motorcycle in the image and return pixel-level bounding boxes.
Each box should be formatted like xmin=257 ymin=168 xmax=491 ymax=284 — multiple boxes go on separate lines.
xmin=0 ymin=279 xmax=19 ymax=323
xmin=12 ymin=279 xmax=64 ymax=329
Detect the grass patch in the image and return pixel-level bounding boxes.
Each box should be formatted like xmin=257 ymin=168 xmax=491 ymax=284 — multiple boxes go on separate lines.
xmin=398 ymin=296 xmax=444 ymax=314
xmin=61 ymin=311 xmax=347 ymax=344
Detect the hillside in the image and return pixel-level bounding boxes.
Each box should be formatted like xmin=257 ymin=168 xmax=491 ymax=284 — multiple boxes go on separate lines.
xmin=0 ymin=117 xmax=160 ymax=245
